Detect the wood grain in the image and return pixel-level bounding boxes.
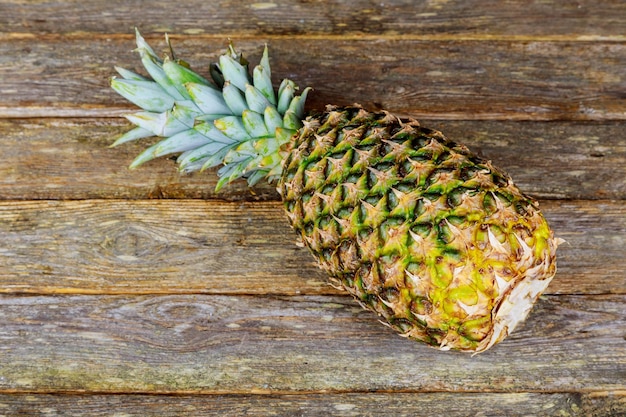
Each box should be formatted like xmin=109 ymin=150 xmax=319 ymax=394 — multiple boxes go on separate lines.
xmin=2 ymin=0 xmax=625 ymax=38
xmin=1 ymin=118 xmax=624 ymax=201
xmin=1 ymin=0 xmax=624 ymax=413
xmin=0 ymin=199 xmax=623 ymax=296
xmin=1 ymin=38 xmax=624 ymax=120
xmin=1 ymin=392 xmax=624 ymax=417
xmin=0 ymin=294 xmax=623 ymax=393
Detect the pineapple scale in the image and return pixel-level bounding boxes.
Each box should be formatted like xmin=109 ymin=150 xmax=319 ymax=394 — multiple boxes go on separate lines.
xmin=279 ymin=105 xmax=561 ymax=353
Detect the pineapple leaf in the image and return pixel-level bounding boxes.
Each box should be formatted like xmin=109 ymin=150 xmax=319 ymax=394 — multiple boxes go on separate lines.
xmin=288 ymin=87 xmax=312 ymax=120
xmin=260 ymin=45 xmax=271 ymax=79
xmin=214 ymin=116 xmax=252 ymax=140
xmin=252 ymin=64 xmax=276 ymax=105
xmin=222 ymin=82 xmax=248 ymax=114
xmin=112 ymin=30 xmax=312 ymax=190
xmin=193 ymin=120 xmax=236 ymax=144
xmin=264 ymin=106 xmax=284 ymax=135
xmin=277 ymin=79 xmax=296 ymax=114
xmin=110 ymin=126 xmax=153 ymax=147
xmin=138 ymin=49 xmax=187 ymax=101
xmin=134 ymin=28 xmax=159 ymax=61
xmin=185 ymin=82 xmax=233 ymax=115
xmin=152 ymin=128 xmax=212 ymax=157
xmin=114 ymin=66 xmax=148 ymax=81
xmin=125 ymin=111 xmax=188 ymax=137
xmin=162 ymin=59 xmax=214 ymax=97
xmin=216 ymin=157 xmax=252 ymax=190
xmin=111 ymin=78 xmax=175 ymax=113
xmin=178 ymin=141 xmax=230 ymax=168
xmin=245 ymin=84 xmax=272 ymax=114
xmin=242 ymin=110 xmax=270 ymax=137
xmin=219 ymin=55 xmax=251 ymax=92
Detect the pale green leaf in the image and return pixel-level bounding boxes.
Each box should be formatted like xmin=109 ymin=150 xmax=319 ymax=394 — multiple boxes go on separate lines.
xmin=252 ymin=65 xmax=276 ymax=105
xmin=245 ymin=84 xmax=271 ymax=114
xmin=194 ymin=121 xmax=236 ymax=144
xmin=110 ymin=126 xmax=154 ymax=147
xmin=242 ymin=110 xmax=270 ymax=137
xmin=214 ymin=116 xmax=252 ymax=141
xmin=125 ymin=111 xmax=188 ymax=137
xmin=277 ymin=79 xmax=295 ymax=114
xmin=153 ymin=128 xmax=211 ymax=157
xmin=114 ymin=66 xmax=148 ymax=81
xmin=288 ymin=87 xmax=311 ymax=120
xmin=222 ymin=82 xmax=248 ymax=115
xmin=111 ymin=78 xmax=175 ymax=113
xmin=162 ymin=59 xmax=214 ymax=98
xmin=219 ymin=55 xmax=250 ymax=92
xmin=264 ymin=105 xmax=284 ymax=134
xmin=186 ymin=82 xmax=232 ymax=115
xmin=138 ymin=49 xmax=186 ymax=100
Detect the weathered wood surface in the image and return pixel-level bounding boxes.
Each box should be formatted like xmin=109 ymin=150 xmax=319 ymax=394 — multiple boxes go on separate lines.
xmin=2 ymin=392 xmax=624 ymax=417
xmin=1 ymin=118 xmax=625 ymax=201
xmin=1 ymin=0 xmax=625 ymax=415
xmin=0 ymin=199 xmax=624 ymax=296
xmin=1 ymin=38 xmax=625 ymax=120
xmin=0 ymin=294 xmax=623 ymax=392
xmin=2 ymin=0 xmax=625 ymax=38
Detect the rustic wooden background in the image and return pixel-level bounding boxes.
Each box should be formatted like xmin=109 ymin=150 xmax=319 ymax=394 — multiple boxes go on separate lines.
xmin=1 ymin=1 xmax=625 ymax=415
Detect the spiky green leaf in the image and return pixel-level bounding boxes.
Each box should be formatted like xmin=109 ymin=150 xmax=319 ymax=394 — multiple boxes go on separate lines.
xmin=277 ymin=79 xmax=296 ymax=114
xmin=253 ymin=65 xmax=276 ymax=105
xmin=110 ymin=126 xmax=154 ymax=147
xmin=178 ymin=141 xmax=230 ymax=168
xmin=162 ymin=59 xmax=214 ymax=98
xmin=185 ymin=82 xmax=232 ymax=115
xmin=242 ymin=110 xmax=270 ymax=137
xmin=152 ymin=128 xmax=212 ymax=157
xmin=245 ymin=84 xmax=272 ymax=114
xmin=125 ymin=111 xmax=188 ymax=137
xmin=222 ymin=82 xmax=248 ymax=114
xmin=138 ymin=49 xmax=187 ymax=100
xmin=193 ymin=120 xmax=236 ymax=144
xmin=283 ymin=110 xmax=301 ymax=130
xmin=219 ymin=55 xmax=250 ymax=92
xmin=111 ymin=78 xmax=175 ymax=113
xmin=114 ymin=66 xmax=148 ymax=81
xmin=214 ymin=116 xmax=252 ymax=140
xmin=260 ymin=45 xmax=271 ymax=79
xmin=134 ymin=28 xmax=159 ymax=61
xmin=288 ymin=87 xmax=312 ymax=120
xmin=264 ymin=106 xmax=284 ymax=134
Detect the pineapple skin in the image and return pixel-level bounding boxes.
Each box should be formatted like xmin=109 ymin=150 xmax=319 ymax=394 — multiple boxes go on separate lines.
xmin=279 ymin=105 xmax=560 ymax=353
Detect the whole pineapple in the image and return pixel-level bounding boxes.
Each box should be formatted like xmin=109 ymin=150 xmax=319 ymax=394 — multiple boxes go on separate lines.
xmin=111 ymin=30 xmax=562 ymax=353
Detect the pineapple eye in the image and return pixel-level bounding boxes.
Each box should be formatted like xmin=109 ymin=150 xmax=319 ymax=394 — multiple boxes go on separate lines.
xmin=410 ymin=222 xmax=432 ymax=238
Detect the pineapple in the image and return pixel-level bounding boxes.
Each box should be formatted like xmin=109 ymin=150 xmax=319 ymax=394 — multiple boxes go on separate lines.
xmin=110 ymin=30 xmax=562 ymax=353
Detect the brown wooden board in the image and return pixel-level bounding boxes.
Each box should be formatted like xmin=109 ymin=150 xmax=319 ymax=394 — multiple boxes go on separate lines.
xmin=2 ymin=0 xmax=625 ymax=38
xmin=0 ymin=199 xmax=623 ymax=296
xmin=0 ymin=294 xmax=623 ymax=393
xmin=1 ymin=38 xmax=624 ymax=121
xmin=0 ymin=392 xmax=624 ymax=417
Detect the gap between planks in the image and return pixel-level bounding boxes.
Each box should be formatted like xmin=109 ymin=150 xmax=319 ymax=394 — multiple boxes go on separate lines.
xmin=3 ymin=32 xmax=626 ymax=43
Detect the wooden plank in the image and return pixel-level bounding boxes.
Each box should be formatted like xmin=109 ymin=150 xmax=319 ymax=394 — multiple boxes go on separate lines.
xmin=2 ymin=0 xmax=625 ymax=39
xmin=0 ymin=392 xmax=623 ymax=416
xmin=1 ymin=38 xmax=624 ymax=120
xmin=0 ymin=294 xmax=623 ymax=392
xmin=0 ymin=199 xmax=623 ymax=295
xmin=1 ymin=118 xmax=625 ymax=201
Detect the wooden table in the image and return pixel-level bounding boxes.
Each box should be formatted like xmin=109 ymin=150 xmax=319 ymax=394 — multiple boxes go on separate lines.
xmin=1 ymin=1 xmax=625 ymax=415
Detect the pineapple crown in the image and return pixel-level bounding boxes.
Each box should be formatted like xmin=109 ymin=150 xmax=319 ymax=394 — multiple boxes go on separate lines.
xmin=111 ymin=29 xmax=311 ymax=190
